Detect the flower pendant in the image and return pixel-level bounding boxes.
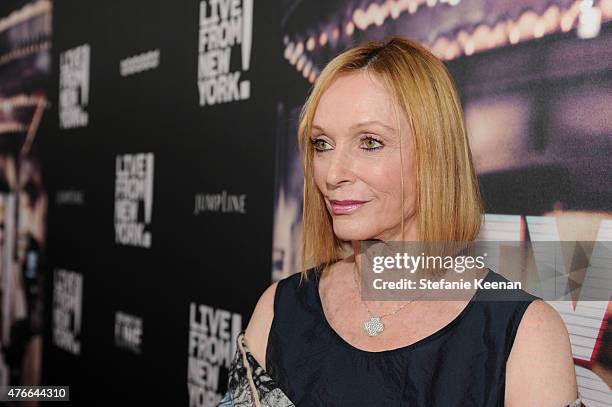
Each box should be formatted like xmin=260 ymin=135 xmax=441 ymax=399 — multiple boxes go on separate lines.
xmin=364 ymin=315 xmax=385 ymax=336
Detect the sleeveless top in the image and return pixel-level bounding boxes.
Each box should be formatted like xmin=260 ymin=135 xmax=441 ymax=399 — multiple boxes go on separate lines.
xmin=265 ymin=265 xmax=541 ymax=406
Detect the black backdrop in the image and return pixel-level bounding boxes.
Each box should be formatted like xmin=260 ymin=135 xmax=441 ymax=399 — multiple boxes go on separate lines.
xmin=39 ymin=0 xmax=283 ymax=405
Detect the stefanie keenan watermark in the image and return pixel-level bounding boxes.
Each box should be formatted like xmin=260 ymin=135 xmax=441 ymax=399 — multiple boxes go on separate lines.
xmin=355 ymin=240 xmax=612 ymax=302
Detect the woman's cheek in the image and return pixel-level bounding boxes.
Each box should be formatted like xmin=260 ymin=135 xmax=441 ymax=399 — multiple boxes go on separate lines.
xmin=366 ymin=165 xmax=401 ymax=190
xmin=312 ymin=164 xmax=326 ymax=191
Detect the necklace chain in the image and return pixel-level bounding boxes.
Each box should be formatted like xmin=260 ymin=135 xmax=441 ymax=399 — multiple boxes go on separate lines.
xmin=351 ymin=262 xmax=418 ymax=319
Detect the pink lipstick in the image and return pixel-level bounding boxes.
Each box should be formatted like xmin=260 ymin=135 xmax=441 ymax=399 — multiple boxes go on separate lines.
xmin=330 ymin=200 xmax=368 ymax=215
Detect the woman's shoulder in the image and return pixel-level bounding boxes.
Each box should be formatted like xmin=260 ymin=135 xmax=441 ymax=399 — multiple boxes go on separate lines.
xmin=242 ymin=265 xmax=323 ymax=369
xmin=244 ymin=280 xmax=280 ymax=370
xmin=479 ymin=269 xmax=578 ymax=405
xmin=504 ymin=294 xmax=577 ymax=405
xmin=457 ymin=268 xmax=577 ymax=404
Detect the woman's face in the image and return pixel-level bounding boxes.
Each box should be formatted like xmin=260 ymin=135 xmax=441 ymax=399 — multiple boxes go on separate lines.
xmin=311 ymin=70 xmax=418 ymax=242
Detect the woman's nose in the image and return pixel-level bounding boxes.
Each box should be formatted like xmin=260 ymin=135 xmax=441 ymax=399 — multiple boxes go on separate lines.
xmin=326 ymin=148 xmax=355 ymax=188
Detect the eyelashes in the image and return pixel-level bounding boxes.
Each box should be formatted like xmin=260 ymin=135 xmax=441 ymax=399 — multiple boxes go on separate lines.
xmin=310 ymin=138 xmax=330 ymax=152
xmin=361 ymin=136 xmax=384 ymax=151
xmin=310 ymin=135 xmax=384 ymax=153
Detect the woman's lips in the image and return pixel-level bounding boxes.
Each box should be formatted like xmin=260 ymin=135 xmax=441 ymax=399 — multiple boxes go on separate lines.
xmin=330 ymin=200 xmax=368 ymax=215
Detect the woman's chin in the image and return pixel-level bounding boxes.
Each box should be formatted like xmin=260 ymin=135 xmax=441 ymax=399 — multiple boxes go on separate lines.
xmin=332 ymin=226 xmax=377 ymax=241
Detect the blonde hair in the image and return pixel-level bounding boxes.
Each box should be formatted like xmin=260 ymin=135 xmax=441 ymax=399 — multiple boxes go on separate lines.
xmin=297 ymin=35 xmax=484 ymax=283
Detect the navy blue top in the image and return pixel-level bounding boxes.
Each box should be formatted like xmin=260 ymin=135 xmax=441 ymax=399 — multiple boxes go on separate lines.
xmin=266 ymin=265 xmax=541 ymax=406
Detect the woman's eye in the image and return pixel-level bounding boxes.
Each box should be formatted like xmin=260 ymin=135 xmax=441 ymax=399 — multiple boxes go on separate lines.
xmin=310 ymin=136 xmax=383 ymax=153
xmin=362 ymin=136 xmax=383 ymax=151
xmin=311 ymin=138 xmax=331 ymax=152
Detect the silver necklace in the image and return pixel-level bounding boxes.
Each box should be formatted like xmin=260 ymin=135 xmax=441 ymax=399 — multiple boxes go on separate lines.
xmin=352 ymin=262 xmax=420 ymax=337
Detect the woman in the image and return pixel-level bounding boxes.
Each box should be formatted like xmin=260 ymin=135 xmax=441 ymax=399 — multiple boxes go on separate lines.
xmin=220 ymin=36 xmax=581 ymax=406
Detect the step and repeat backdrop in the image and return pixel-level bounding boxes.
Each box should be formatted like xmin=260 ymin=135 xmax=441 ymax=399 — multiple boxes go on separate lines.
xmin=0 ymin=0 xmax=608 ymax=405
xmin=39 ymin=0 xmax=283 ymax=405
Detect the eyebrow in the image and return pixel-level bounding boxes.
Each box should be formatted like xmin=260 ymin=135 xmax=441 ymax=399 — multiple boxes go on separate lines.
xmin=311 ymin=120 xmax=396 ymax=134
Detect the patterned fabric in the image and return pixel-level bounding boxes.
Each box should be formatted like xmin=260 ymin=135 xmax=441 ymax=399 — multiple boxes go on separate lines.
xmin=222 ymin=330 xmax=295 ymax=407
xmin=565 ymin=393 xmax=583 ymax=407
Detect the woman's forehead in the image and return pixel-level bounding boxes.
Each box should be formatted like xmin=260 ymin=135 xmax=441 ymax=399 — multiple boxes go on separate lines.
xmin=313 ymin=72 xmax=398 ymax=130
